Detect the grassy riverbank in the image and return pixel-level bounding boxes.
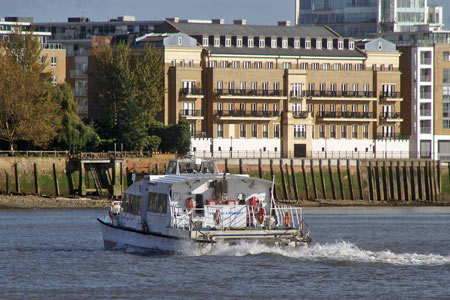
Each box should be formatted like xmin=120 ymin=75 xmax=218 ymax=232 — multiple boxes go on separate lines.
xmin=0 ymin=195 xmax=111 ymax=209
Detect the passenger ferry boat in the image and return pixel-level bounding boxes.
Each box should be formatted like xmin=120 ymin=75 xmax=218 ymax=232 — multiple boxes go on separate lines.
xmin=98 ymin=158 xmax=311 ymax=253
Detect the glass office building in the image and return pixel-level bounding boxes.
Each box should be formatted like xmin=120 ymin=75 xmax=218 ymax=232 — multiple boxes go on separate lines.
xmin=297 ymin=0 xmax=434 ymax=37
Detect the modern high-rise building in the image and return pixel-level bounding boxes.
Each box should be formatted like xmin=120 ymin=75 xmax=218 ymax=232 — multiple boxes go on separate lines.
xmin=295 ymin=0 xmax=443 ymax=37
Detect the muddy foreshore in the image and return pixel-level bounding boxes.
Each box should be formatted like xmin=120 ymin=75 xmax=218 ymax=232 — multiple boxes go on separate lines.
xmin=1 ymin=194 xmax=449 ymax=209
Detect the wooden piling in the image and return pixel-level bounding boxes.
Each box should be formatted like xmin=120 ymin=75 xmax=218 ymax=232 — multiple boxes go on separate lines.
xmin=280 ymin=160 xmax=288 ymax=200
xmin=239 ymin=159 xmax=243 ymax=174
xmin=5 ymin=170 xmax=9 ymax=194
xmin=424 ymin=161 xmax=430 ymax=201
xmin=285 ymin=164 xmax=292 ymax=199
xmin=381 ymin=161 xmax=388 ymax=201
xmin=374 ymin=161 xmax=381 ymax=201
xmin=396 ymin=161 xmax=402 ymax=201
xmin=290 ymin=160 xmax=299 ymax=202
xmin=302 ymin=159 xmax=310 ymax=200
xmin=417 ymin=161 xmax=423 ymax=201
xmin=403 ymin=161 xmax=409 ymax=202
xmin=310 ymin=160 xmax=318 ymax=200
xmin=270 ymin=159 xmax=277 ymax=200
xmin=356 ymin=160 xmax=363 ymax=200
xmin=319 ymin=159 xmax=327 ymax=200
xmin=389 ymin=161 xmax=396 ymax=201
xmin=368 ymin=161 xmax=374 ymax=201
xmin=437 ymin=160 xmax=441 ymax=194
xmin=155 ymin=163 xmax=159 ymax=175
xmin=34 ymin=163 xmax=40 ymax=195
xmin=147 ymin=163 xmax=152 ymax=175
xmin=432 ymin=160 xmax=438 ymax=203
xmin=328 ymin=160 xmax=336 ymax=200
xmin=410 ymin=161 xmax=416 ymax=201
xmin=53 ymin=163 xmax=60 ymax=196
xmin=337 ymin=159 xmax=345 ymax=200
xmin=225 ymin=159 xmax=229 ymax=174
xmin=15 ymin=163 xmax=20 ymax=194
xmin=258 ymin=159 xmax=263 ymax=179
xmin=347 ymin=160 xmax=354 ymax=201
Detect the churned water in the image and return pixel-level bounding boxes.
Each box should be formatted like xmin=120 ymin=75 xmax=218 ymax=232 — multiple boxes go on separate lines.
xmin=0 ymin=208 xmax=449 ymax=299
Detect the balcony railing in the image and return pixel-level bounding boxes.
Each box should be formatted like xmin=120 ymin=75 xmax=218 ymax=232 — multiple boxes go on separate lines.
xmin=292 ymin=111 xmax=310 ymax=119
xmin=317 ymin=111 xmax=377 ymax=119
xmin=420 ymin=92 xmax=432 ymax=99
xmin=380 ymin=92 xmax=402 ymax=99
xmin=179 ymin=110 xmax=203 ymax=117
xmin=420 ymin=75 xmax=432 ymax=82
xmin=376 ymin=133 xmax=410 ymax=140
xmin=179 ymin=88 xmax=203 ymax=97
xmin=70 ymin=69 xmax=87 ymax=78
xmin=420 ymin=127 xmax=431 ymax=134
xmin=214 ymin=110 xmax=280 ymax=118
xmin=191 ymin=131 xmax=211 ymax=138
xmin=215 ymin=89 xmax=286 ymax=97
xmin=306 ymin=90 xmax=375 ymax=98
xmin=380 ymin=112 xmax=402 ymax=119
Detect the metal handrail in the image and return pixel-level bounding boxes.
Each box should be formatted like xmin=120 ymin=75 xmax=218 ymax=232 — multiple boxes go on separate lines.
xmin=214 ymin=110 xmax=279 ymax=117
xmin=215 ymin=89 xmax=286 ymax=97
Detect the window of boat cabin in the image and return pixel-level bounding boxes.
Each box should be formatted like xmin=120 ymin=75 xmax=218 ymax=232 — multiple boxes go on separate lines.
xmin=167 ymin=161 xmax=177 ymax=174
xmin=122 ymin=193 xmax=142 ymax=215
xmin=148 ymin=192 xmax=168 ymax=214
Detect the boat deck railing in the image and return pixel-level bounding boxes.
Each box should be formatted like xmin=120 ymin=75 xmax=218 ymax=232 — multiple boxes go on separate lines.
xmin=170 ymin=204 xmax=304 ymax=231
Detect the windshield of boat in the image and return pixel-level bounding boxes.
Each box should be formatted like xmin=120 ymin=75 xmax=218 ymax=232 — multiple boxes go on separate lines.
xmin=179 ymin=161 xmax=198 ymax=173
xmin=167 ymin=161 xmax=177 ymax=174
xmin=201 ymin=161 xmax=216 ymax=173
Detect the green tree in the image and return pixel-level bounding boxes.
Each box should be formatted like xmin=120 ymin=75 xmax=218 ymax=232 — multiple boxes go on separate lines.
xmin=51 ymin=83 xmax=99 ymax=151
xmin=0 ymin=30 xmax=61 ymax=151
xmin=148 ymin=120 xmax=191 ymax=155
xmin=90 ymin=42 xmax=164 ymax=139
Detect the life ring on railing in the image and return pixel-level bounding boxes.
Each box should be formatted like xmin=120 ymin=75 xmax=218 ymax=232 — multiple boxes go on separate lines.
xmin=258 ymin=208 xmax=265 ymax=224
xmin=215 ymin=209 xmax=221 ymax=225
xmin=185 ymin=198 xmax=195 ymax=210
xmin=249 ymin=196 xmax=259 ymax=207
xmin=284 ymin=211 xmax=291 ymax=227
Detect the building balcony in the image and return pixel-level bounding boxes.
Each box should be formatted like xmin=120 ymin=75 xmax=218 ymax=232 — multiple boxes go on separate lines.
xmin=379 ymin=112 xmax=403 ymax=122
xmin=317 ymin=111 xmax=377 ymax=121
xmin=376 ymin=133 xmax=410 ymax=140
xmin=214 ymin=110 xmax=279 ymax=120
xmin=306 ymin=90 xmax=376 ymax=100
xmin=179 ymin=109 xmax=204 ymax=120
xmin=179 ymin=88 xmax=204 ymax=98
xmin=292 ymin=111 xmax=311 ymax=119
xmin=191 ymin=131 xmax=211 ymax=139
xmin=380 ymin=92 xmax=403 ymax=101
xmin=70 ymin=69 xmax=87 ymax=79
xmin=215 ymin=89 xmax=286 ymax=99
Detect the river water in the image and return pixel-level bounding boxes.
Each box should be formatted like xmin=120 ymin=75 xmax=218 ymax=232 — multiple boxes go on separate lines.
xmin=1 ymin=207 xmax=449 ymax=299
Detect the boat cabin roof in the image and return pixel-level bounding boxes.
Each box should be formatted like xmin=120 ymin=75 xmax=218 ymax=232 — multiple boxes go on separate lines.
xmin=166 ymin=158 xmax=218 ymax=175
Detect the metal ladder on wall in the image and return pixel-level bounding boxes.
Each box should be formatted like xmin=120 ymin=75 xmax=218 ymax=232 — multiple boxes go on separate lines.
xmin=88 ymin=164 xmax=103 ymax=196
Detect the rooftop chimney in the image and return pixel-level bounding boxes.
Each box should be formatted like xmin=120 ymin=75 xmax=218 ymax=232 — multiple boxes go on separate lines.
xmin=278 ymin=20 xmax=291 ymax=27
xmin=233 ymin=19 xmax=247 ymax=25
xmin=212 ymin=18 xmax=225 ymax=24
xmin=166 ymin=17 xmax=179 ymax=23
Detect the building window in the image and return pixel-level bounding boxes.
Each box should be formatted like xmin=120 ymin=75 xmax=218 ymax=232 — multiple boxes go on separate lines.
xmin=214 ymin=38 xmax=220 ymax=47
xmin=327 ymin=40 xmax=332 ymax=49
xmin=312 ymin=63 xmax=319 ymax=70
xmin=251 ymin=124 xmax=257 ymax=138
xmin=248 ymin=38 xmax=254 ymax=47
xmin=217 ymin=123 xmax=223 ymax=137
xmin=52 ymin=75 xmax=57 ymax=85
xmin=330 ymin=125 xmax=336 ymax=138
xmin=266 ymin=62 xmax=273 ymax=69
xmin=39 ymin=56 xmax=45 ymax=64
xmin=319 ymin=125 xmax=325 ymax=138
xmin=178 ymin=37 xmax=182 ymax=46
xmin=352 ymin=125 xmax=357 ymax=138
xmin=271 ymin=39 xmax=277 ymax=48
xmin=237 ymin=38 xmax=242 ymax=47
xmin=363 ymin=125 xmax=369 ymax=139
xmin=240 ymin=124 xmax=246 ymax=138
xmin=243 ymin=61 xmax=251 ymax=69
xmin=259 ymin=39 xmax=265 ymax=48
xmin=180 ymin=60 xmax=185 ymax=67
xmin=273 ymin=103 xmax=279 ymax=114
xmin=283 ymin=62 xmax=291 ymax=69
xmin=349 ymin=42 xmax=354 ymax=50
xmin=316 ymin=40 xmax=322 ymax=49
xmin=338 ymin=41 xmax=343 ymax=50
xmin=333 ymin=63 xmax=341 ymax=70
xmin=274 ymin=124 xmax=280 ymax=138
xmin=294 ymin=40 xmax=300 ymax=49
xmin=304 ymin=40 xmax=310 ymax=49
xmin=232 ymin=61 xmax=240 ymax=68
xmin=225 ymin=38 xmax=231 ymax=47
xmin=294 ymin=125 xmax=306 ymax=139
xmin=254 ymin=61 xmax=262 ymax=69
xmin=171 ymin=60 xmax=176 ymax=67
xmin=263 ymin=124 xmax=268 ymax=138
xmin=322 ymin=63 xmax=330 ymax=70
xmin=282 ymin=40 xmax=288 ymax=49
xmin=51 ymin=56 xmax=57 ymax=67
xmin=188 ymin=60 xmax=194 ymax=67
xmin=444 ymin=52 xmax=450 ymax=61
xmin=344 ymin=63 xmax=352 ymax=71
xmin=220 ymin=61 xmax=228 ymax=68
xmin=341 ymin=125 xmax=347 ymax=138
xmin=202 ymin=37 xmax=208 ymax=46
xmin=300 ymin=62 xmax=308 ymax=69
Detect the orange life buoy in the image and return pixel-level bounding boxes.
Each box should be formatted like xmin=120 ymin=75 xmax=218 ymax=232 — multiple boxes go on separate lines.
xmin=215 ymin=209 xmax=221 ymax=225
xmin=284 ymin=211 xmax=291 ymax=227
xmin=258 ymin=208 xmax=265 ymax=224
xmin=250 ymin=196 xmax=258 ymax=207
xmin=185 ymin=198 xmax=195 ymax=210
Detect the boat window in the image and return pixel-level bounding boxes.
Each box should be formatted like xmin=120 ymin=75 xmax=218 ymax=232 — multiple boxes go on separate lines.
xmin=179 ymin=162 xmax=197 ymax=174
xmin=167 ymin=161 xmax=177 ymax=174
xmin=122 ymin=193 xmax=142 ymax=215
xmin=148 ymin=192 xmax=168 ymax=214
xmin=201 ymin=161 xmax=216 ymax=173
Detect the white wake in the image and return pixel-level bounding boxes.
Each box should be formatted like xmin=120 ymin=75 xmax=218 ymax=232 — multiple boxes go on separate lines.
xmin=186 ymin=241 xmax=450 ymax=266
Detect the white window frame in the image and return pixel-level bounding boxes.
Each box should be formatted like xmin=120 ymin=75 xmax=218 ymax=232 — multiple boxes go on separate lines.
xmin=316 ymin=40 xmax=322 ymax=49
xmin=305 ymin=40 xmax=311 ymax=49
xmin=237 ymin=38 xmax=242 ymax=47
xmin=225 ymin=38 xmax=231 ymax=47
xmin=248 ymin=38 xmax=254 ymax=48
xmin=259 ymin=39 xmax=265 ymax=48
xmin=214 ymin=37 xmax=220 ymax=47
xmin=294 ymin=40 xmax=300 ymax=49
xmin=282 ymin=39 xmax=288 ymax=49
xmin=202 ymin=37 xmax=209 ymax=46
xmin=271 ymin=39 xmax=277 ymax=48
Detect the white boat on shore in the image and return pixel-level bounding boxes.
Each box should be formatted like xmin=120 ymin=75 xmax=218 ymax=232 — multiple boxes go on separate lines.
xmin=98 ymin=159 xmax=311 ymax=253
